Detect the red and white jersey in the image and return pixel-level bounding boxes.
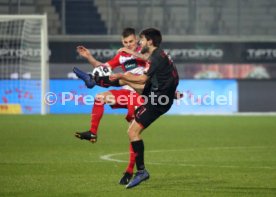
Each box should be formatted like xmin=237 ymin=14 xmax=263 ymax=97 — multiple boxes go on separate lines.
xmin=104 ymin=47 xmax=147 ymax=91
xmin=105 ymin=47 xmax=145 ymax=74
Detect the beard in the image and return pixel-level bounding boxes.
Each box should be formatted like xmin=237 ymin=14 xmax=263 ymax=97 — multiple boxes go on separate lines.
xmin=141 ymin=46 xmax=149 ymax=54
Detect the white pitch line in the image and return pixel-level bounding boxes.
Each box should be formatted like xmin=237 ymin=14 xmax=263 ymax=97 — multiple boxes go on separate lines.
xmin=100 ymin=152 xmax=128 ymax=163
xmin=100 ymin=146 xmax=276 ymax=170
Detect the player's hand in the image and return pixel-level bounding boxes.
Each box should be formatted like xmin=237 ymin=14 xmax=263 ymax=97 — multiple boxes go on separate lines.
xmin=117 ymin=47 xmax=133 ymax=54
xmin=76 ymin=45 xmax=91 ymax=59
xmin=174 ymin=91 xmax=184 ymax=100
xmin=109 ymin=73 xmax=123 ymax=81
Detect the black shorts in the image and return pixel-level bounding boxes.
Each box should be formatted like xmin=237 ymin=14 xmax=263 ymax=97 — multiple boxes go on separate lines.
xmin=134 ymin=103 xmax=170 ymax=129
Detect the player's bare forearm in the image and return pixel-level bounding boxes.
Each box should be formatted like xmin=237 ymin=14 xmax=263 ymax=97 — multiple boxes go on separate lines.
xmin=108 ymin=73 xmax=144 ymax=93
xmin=121 ymin=73 xmax=148 ymax=84
xmin=127 ymin=50 xmax=148 ymax=61
xmin=77 ymin=45 xmax=103 ymax=68
xmin=86 ymin=56 xmax=103 ymax=68
xmin=133 ymin=53 xmax=149 ymax=61
xmin=118 ymin=47 xmax=149 ymax=60
xmin=110 ymin=73 xmax=147 ymax=89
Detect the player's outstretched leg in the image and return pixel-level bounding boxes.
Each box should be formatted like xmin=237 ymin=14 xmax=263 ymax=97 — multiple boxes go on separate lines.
xmin=126 ymin=169 xmax=150 ymax=189
xmin=73 ymin=67 xmax=96 ymax=88
xmin=75 ymin=131 xmax=97 ymax=143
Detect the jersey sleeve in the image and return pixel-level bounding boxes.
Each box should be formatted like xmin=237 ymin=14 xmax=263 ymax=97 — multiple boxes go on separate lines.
xmin=106 ymin=53 xmax=121 ymax=69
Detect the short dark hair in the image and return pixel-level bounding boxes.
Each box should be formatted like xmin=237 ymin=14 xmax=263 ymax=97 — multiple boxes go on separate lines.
xmin=121 ymin=27 xmax=136 ymax=38
xmin=139 ymin=28 xmax=162 ymax=47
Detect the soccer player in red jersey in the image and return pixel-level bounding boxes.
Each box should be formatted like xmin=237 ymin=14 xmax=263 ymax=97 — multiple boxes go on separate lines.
xmin=74 ymin=28 xmax=146 ymax=185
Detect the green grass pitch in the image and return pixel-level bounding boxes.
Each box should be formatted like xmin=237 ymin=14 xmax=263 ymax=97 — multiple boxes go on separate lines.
xmin=0 ymin=114 xmax=276 ymax=197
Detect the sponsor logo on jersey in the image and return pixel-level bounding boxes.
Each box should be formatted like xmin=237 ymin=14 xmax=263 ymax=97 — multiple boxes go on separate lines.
xmin=124 ymin=59 xmax=138 ymax=71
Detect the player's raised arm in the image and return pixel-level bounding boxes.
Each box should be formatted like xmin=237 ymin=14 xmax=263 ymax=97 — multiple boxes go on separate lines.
xmin=109 ymin=72 xmax=145 ymax=94
xmin=76 ymin=45 xmax=103 ymax=68
xmin=117 ymin=47 xmax=150 ymax=61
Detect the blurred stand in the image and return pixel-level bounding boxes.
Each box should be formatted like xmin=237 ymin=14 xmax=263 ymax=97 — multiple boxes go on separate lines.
xmin=2 ymin=0 xmax=276 ymax=36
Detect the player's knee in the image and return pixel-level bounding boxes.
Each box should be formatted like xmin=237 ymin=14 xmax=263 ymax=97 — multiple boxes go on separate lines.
xmin=127 ymin=129 xmax=134 ymax=139
xmin=127 ymin=128 xmax=139 ymax=140
xmin=96 ymin=92 xmax=115 ymax=105
xmin=95 ymin=93 xmax=105 ymax=103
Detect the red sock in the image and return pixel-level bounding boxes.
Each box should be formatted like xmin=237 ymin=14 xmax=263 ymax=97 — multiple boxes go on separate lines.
xmin=90 ymin=99 xmax=104 ymax=134
xmin=125 ymin=144 xmax=136 ymax=174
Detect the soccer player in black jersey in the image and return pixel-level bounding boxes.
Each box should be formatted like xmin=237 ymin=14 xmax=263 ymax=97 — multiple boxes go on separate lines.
xmin=110 ymin=28 xmax=179 ymax=189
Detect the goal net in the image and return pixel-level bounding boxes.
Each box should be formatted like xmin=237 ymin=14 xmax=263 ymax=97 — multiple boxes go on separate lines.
xmin=0 ymin=15 xmax=49 ymax=114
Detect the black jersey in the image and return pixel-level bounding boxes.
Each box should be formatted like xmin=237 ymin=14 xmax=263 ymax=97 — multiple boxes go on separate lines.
xmin=142 ymin=48 xmax=179 ymax=108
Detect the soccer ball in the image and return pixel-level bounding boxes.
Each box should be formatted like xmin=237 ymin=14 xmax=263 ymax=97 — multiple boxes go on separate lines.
xmin=92 ymin=66 xmax=112 ymax=77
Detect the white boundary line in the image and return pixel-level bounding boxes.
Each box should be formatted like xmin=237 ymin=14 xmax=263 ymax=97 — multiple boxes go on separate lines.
xmin=100 ymin=146 xmax=276 ymax=170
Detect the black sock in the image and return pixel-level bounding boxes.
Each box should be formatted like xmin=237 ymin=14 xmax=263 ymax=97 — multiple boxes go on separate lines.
xmin=95 ymin=76 xmax=120 ymax=88
xmin=131 ymin=140 xmax=145 ymax=171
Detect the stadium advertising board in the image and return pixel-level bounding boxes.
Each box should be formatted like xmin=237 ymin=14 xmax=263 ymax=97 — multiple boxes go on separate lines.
xmin=49 ymin=79 xmax=238 ymax=114
xmin=49 ymin=41 xmax=276 ymax=63
xmin=0 ymin=80 xmax=41 ymax=114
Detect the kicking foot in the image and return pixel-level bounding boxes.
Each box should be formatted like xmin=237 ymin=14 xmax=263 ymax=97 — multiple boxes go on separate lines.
xmin=75 ymin=131 xmax=97 ymax=143
xmin=73 ymin=67 xmax=96 ymax=89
